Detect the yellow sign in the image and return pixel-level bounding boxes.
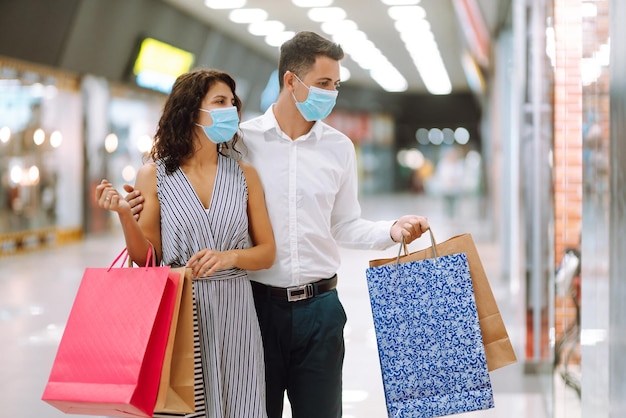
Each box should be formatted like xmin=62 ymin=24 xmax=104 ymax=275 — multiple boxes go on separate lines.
xmin=133 ymin=38 xmax=194 ymax=78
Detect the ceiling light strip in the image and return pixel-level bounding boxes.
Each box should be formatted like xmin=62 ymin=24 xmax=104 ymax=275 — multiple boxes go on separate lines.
xmin=386 ymin=4 xmax=452 ymax=94
xmin=309 ymin=11 xmax=407 ymax=91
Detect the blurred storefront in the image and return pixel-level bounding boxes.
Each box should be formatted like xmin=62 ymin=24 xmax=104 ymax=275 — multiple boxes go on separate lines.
xmin=0 ymin=58 xmax=83 ymax=253
xmin=0 ymin=57 xmax=167 ymax=255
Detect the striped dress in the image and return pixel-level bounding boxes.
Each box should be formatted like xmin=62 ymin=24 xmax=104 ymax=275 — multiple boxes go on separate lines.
xmin=156 ymin=154 xmax=267 ymax=418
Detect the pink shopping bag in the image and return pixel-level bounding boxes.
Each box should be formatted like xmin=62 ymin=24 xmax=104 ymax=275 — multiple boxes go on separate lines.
xmin=42 ymin=248 xmax=180 ymax=417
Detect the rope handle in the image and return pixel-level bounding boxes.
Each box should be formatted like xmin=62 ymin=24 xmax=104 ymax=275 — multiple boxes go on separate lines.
xmin=394 ymin=228 xmax=438 ymax=266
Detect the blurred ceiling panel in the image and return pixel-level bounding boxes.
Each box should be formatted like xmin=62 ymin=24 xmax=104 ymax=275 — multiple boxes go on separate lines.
xmin=162 ymin=0 xmax=511 ymax=94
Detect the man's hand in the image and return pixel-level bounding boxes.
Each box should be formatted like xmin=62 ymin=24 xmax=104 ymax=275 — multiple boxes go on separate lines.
xmin=95 ymin=179 xmax=130 ymax=214
xmin=123 ymin=184 xmax=145 ymax=221
xmin=390 ymin=215 xmax=429 ymax=244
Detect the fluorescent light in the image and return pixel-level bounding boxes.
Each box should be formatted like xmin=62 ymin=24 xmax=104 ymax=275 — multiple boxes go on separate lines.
xmin=370 ymin=66 xmax=407 ymax=92
xmin=292 ymin=0 xmax=333 ymax=7
xmin=248 ymin=20 xmax=285 ymax=36
xmin=394 ymin=18 xmax=430 ymax=33
xmin=324 ymin=20 xmax=407 ymax=92
xmin=415 ymin=57 xmax=452 ymax=94
xmin=387 ymin=4 xmax=451 ymax=94
xmin=332 ymin=30 xmax=367 ymax=48
xmin=265 ymin=31 xmax=296 ymax=47
xmin=387 ymin=5 xmax=426 ymax=20
xmin=307 ymin=7 xmax=346 ymax=22
xmin=401 ymin=30 xmax=435 ymax=46
xmin=229 ymin=8 xmax=268 ymax=23
xmin=345 ymin=44 xmax=385 ymax=70
xmin=320 ymin=19 xmax=358 ymax=35
xmin=204 ymin=0 xmax=246 ymax=9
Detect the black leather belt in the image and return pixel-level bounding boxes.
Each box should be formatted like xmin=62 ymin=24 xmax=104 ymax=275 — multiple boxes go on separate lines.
xmin=251 ymin=275 xmax=338 ymax=302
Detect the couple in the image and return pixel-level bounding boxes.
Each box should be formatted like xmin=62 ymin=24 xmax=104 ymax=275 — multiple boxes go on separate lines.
xmin=96 ymin=31 xmax=429 ymax=418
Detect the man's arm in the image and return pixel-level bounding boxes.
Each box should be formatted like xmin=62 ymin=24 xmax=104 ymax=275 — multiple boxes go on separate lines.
xmin=331 ymin=142 xmax=430 ymax=248
xmin=123 ymin=184 xmax=144 ymax=220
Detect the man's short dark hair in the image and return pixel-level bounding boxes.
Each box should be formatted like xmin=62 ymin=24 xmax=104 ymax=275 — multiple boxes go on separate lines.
xmin=278 ymin=31 xmax=344 ymax=89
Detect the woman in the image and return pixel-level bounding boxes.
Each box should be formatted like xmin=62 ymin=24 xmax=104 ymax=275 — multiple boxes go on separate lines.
xmin=95 ymin=69 xmax=275 ymax=418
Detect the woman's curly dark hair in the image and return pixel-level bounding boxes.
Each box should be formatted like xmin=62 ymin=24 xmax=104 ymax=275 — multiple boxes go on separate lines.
xmin=149 ymin=69 xmax=243 ymax=173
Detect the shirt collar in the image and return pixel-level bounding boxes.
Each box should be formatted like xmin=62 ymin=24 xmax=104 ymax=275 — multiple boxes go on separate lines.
xmin=263 ymin=104 xmax=323 ymax=142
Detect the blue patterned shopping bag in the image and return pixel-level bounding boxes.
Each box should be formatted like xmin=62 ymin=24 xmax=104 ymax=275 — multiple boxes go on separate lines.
xmin=366 ymin=237 xmax=494 ymax=418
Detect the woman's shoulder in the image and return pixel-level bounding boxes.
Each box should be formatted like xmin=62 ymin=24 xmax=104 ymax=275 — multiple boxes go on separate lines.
xmin=236 ymin=160 xmax=262 ymax=186
xmin=236 ymin=159 xmax=257 ymax=177
xmin=135 ymin=162 xmax=158 ymax=192
xmin=137 ymin=161 xmax=157 ymax=177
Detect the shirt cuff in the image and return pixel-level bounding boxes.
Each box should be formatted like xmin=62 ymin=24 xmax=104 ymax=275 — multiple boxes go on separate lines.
xmin=372 ymin=220 xmax=397 ymax=250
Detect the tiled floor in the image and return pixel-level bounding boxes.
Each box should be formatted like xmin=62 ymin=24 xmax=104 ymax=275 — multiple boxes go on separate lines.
xmin=0 ymin=193 xmax=578 ymax=417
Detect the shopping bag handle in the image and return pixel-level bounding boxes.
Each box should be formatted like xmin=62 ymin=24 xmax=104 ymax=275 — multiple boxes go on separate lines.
xmin=395 ymin=228 xmax=438 ymax=265
xmin=107 ymin=245 xmax=155 ymax=272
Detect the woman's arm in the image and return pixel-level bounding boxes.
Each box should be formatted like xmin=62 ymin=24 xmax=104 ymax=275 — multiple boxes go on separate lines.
xmin=129 ymin=163 xmax=161 ymax=265
xmin=95 ymin=163 xmax=161 ymax=266
xmin=240 ymin=161 xmax=276 ymax=269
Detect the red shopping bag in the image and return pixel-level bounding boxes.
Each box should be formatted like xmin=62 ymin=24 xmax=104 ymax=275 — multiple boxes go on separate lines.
xmin=42 ymin=248 xmax=180 ymax=417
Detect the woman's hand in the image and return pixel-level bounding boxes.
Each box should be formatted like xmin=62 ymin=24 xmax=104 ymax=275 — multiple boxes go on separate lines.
xmin=186 ymin=249 xmax=238 ymax=278
xmin=95 ymin=179 xmax=131 ymax=214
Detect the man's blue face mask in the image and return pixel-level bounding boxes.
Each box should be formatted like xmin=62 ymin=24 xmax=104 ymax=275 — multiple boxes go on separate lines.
xmin=291 ymin=72 xmax=338 ymax=122
xmin=195 ymin=106 xmax=239 ymax=144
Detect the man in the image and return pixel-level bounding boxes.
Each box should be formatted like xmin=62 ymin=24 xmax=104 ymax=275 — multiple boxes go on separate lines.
xmin=127 ymin=31 xmax=429 ymax=418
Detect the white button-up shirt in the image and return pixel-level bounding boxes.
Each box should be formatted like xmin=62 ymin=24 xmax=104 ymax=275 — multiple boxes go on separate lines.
xmin=240 ymin=106 xmax=395 ymax=288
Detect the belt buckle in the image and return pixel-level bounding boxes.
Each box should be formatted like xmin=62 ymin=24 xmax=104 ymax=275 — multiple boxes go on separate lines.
xmin=287 ymin=283 xmax=314 ymax=302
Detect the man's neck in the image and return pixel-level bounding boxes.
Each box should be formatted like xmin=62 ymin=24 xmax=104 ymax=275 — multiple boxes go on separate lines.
xmin=273 ymin=94 xmax=315 ymax=140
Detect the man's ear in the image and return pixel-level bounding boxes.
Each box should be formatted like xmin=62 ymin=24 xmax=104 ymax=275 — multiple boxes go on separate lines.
xmin=283 ymin=71 xmax=296 ymax=92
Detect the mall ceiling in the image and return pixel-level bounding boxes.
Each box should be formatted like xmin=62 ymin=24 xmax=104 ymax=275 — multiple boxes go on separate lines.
xmin=163 ymin=0 xmax=512 ymax=95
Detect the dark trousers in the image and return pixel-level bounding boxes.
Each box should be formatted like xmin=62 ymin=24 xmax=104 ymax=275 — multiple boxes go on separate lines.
xmin=252 ymin=288 xmax=347 ymax=418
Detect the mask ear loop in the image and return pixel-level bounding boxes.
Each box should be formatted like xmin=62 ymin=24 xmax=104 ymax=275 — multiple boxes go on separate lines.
xmin=289 ymin=71 xmax=310 ymax=89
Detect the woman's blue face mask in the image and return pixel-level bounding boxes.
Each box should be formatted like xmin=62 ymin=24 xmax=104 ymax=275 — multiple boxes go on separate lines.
xmin=291 ymin=73 xmax=338 ymax=122
xmin=195 ymin=106 xmax=239 ymax=144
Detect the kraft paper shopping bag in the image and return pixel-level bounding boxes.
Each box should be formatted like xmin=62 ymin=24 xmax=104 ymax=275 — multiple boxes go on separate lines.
xmin=369 ymin=231 xmax=517 ymax=371
xmin=42 ymin=248 xmax=180 ymax=417
xmin=154 ymin=267 xmax=196 ymax=415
